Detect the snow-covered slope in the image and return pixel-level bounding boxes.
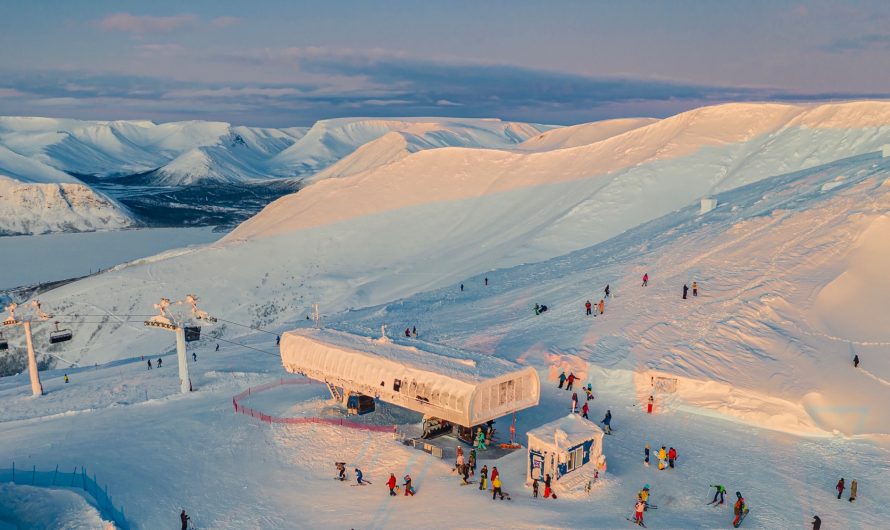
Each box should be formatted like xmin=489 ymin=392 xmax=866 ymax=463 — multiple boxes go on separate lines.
xmin=518 ymin=117 xmax=657 ymax=151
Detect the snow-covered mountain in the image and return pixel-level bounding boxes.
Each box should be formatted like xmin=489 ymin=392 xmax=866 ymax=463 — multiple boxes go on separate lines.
xmin=0 ymin=116 xmax=549 ymax=235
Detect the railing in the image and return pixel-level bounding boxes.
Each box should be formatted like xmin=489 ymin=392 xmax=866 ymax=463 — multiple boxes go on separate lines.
xmin=0 ymin=463 xmax=129 ymax=530
xmin=232 ymin=378 xmax=397 ymax=433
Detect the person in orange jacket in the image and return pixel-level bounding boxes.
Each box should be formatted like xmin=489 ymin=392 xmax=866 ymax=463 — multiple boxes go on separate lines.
xmin=598 ymin=299 xmax=605 ymax=315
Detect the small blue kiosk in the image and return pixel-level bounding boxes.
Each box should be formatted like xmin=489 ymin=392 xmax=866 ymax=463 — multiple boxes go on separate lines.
xmin=527 ymin=414 xmax=605 ymax=483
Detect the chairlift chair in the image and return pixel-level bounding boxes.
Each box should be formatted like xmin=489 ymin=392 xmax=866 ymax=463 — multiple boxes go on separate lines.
xmin=183 ymin=326 xmax=201 ymax=342
xmin=0 ymin=331 xmax=7 ymax=351
xmin=49 ymin=321 xmax=73 ymax=344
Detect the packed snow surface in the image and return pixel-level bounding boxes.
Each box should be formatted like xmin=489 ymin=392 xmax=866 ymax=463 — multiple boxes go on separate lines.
xmin=0 ymin=483 xmax=114 ymax=530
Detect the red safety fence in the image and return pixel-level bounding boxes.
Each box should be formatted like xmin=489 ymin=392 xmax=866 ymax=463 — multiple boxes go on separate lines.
xmin=232 ymin=378 xmax=397 ymax=433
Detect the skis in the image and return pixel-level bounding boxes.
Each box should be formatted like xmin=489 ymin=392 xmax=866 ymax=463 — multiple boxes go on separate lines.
xmin=626 ymin=517 xmax=646 ymax=528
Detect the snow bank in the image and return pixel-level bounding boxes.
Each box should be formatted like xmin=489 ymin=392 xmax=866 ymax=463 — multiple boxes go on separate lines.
xmin=0 ymin=483 xmax=115 ymax=530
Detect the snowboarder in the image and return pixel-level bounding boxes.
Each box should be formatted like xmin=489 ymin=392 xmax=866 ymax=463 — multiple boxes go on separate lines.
xmin=733 ymin=491 xmax=748 ymax=527
xmin=566 ymin=372 xmax=576 ymax=390
xmin=387 ymin=473 xmax=397 ymax=496
xmin=683 ymin=284 xmax=689 ymax=299
xmin=644 ymin=445 xmax=650 ymax=467
xmin=405 ymin=327 xmax=411 ymax=338
xmin=460 ymin=283 xmax=464 ymax=292
xmin=634 ymin=498 xmax=646 ymax=526
xmin=710 ymin=484 xmax=726 ymax=505
xmin=192 ymin=352 xmax=197 ymax=362
xmin=157 ymin=357 xmax=162 ymax=368
xmin=355 ymin=468 xmax=368 ymax=485
xmin=335 ymin=462 xmax=346 ymax=481
xmin=849 ymin=479 xmax=857 ymax=502
xmin=605 ymin=284 xmax=610 ymax=298
xmin=601 ymin=410 xmax=612 ymax=434
xmin=585 ymin=386 xmax=594 ymax=401
xmin=533 ymin=478 xmax=539 ymax=498
xmin=812 ymin=515 xmax=821 ymax=530
xmin=598 ymin=299 xmax=605 ymax=315
xmin=647 ymin=395 xmax=654 ymax=414
xmin=215 ymin=343 xmax=219 ymax=351
xmin=492 ymin=475 xmax=504 ymax=500
xmin=485 ymin=277 xmax=488 ymax=286
xmin=571 ymin=392 xmax=578 ymax=413
xmin=412 ymin=326 xmax=417 ymax=338
xmin=692 ymin=281 xmax=698 ymax=296
xmin=147 ymin=359 xmax=152 ymax=370
xmin=639 ymin=484 xmax=650 ymax=507
xmin=469 ymin=449 xmax=477 ymax=475
xmin=836 ymin=478 xmax=845 ymax=499
xmin=642 ymin=273 xmax=649 ymax=287
xmin=668 ymin=447 xmax=677 ymax=468
xmin=853 ymin=354 xmax=859 ymax=368
xmin=586 ymin=300 xmax=592 ymax=315
xmin=558 ymin=370 xmax=567 ymax=389
xmin=657 ymin=446 xmax=667 ymax=470
xmin=180 ymin=510 xmax=190 ymax=530
xmin=403 ymin=474 xmax=415 ymax=496
xmin=582 ymin=401 xmax=589 ymax=419
xmin=475 ymin=428 xmax=487 ymax=450
xmin=64 ymin=374 xmax=69 ymax=383
xmin=543 ymin=473 xmax=553 ymax=498
xmin=479 ymin=465 xmax=488 ymax=490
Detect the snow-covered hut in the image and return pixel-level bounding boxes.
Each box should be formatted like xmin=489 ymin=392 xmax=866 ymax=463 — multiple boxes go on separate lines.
xmin=700 ymin=197 xmax=717 ymax=214
xmin=527 ymin=414 xmax=605 ymax=482
xmin=279 ymin=328 xmax=540 ymax=427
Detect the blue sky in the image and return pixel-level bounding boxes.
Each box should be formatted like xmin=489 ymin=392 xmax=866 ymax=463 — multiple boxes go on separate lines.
xmin=1 ymin=0 xmax=889 ymax=126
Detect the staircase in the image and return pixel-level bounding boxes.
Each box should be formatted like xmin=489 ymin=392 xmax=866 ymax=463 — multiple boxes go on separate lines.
xmin=326 ymin=382 xmax=342 ymax=402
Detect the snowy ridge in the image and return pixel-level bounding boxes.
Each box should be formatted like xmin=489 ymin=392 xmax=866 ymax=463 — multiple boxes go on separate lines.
xmin=517 ymin=117 xmax=658 ymax=151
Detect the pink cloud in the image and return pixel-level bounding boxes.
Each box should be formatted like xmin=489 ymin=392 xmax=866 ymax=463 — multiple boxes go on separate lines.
xmin=209 ymin=16 xmax=240 ymax=28
xmin=97 ymin=13 xmax=199 ymax=34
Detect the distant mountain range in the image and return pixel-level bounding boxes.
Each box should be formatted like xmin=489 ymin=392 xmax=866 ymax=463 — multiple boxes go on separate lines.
xmin=0 ymin=116 xmax=551 ymax=235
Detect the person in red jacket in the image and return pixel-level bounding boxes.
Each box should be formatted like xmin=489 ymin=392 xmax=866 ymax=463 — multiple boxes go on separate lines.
xmin=387 ymin=473 xmax=397 ymax=496
xmin=836 ymin=478 xmax=845 ymax=499
xmin=490 ymin=466 xmax=499 ymax=485
xmin=668 ymin=447 xmax=677 ymax=468
xmin=566 ymin=373 xmax=576 ymax=391
xmin=585 ymin=300 xmax=592 ymax=315
xmin=642 ymin=273 xmax=649 ymax=287
xmin=582 ymin=401 xmax=589 ymax=419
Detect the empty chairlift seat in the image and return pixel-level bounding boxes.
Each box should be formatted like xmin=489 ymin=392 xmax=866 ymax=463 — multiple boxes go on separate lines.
xmin=0 ymin=332 xmax=7 ymax=351
xmin=183 ymin=326 xmax=202 ymax=342
xmin=49 ymin=322 xmax=73 ymax=344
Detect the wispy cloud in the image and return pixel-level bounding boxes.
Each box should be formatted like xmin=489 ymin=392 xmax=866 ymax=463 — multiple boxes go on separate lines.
xmin=95 ymin=13 xmax=240 ymax=36
xmin=823 ymin=33 xmax=890 ymax=52
xmin=209 ymin=16 xmax=240 ymax=29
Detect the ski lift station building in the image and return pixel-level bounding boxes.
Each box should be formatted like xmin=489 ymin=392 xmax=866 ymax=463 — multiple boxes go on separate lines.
xmin=527 ymin=414 xmax=606 ymax=483
xmin=279 ymin=328 xmax=540 ymax=427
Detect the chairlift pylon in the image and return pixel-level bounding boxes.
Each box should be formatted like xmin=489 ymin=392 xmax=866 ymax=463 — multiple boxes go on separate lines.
xmin=49 ymin=321 xmax=73 ymax=344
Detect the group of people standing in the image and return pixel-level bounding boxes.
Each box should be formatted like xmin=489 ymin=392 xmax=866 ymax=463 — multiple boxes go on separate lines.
xmin=643 ymin=445 xmax=678 ymax=470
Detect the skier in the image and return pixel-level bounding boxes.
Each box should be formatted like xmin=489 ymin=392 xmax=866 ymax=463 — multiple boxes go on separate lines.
xmin=571 ymin=392 xmax=579 ymax=413
xmin=157 ymin=357 xmax=162 ymax=368
xmin=601 ymin=410 xmax=612 ymax=434
xmin=180 ymin=510 xmax=190 ymax=530
xmin=276 ymin=335 xmax=280 ymax=345
xmin=692 ymin=281 xmax=698 ymax=296
xmin=585 ymin=386 xmax=594 ymax=401
xmin=387 ymin=473 xmax=397 ymax=496
xmin=485 ymin=277 xmax=488 ymax=286
xmin=657 ymin=446 xmax=667 ymax=470
xmin=582 ymin=401 xmax=589 ymax=419
xmin=812 ymin=515 xmax=821 ymax=530
xmin=849 ymin=479 xmax=857 ymax=502
xmin=64 ymin=374 xmax=69 ymax=383
xmin=460 ymin=283 xmax=464 ymax=292
xmin=412 ymin=326 xmax=417 ymax=338
xmin=853 ymin=354 xmax=859 ymax=368
xmin=147 ymin=359 xmax=152 ymax=370
xmin=644 ymin=445 xmax=650 ymax=467
xmin=558 ymin=370 xmax=567 ymax=389
xmin=683 ymin=284 xmax=689 ymax=299
xmin=634 ymin=498 xmax=646 ymax=526
xmin=492 ymin=474 xmax=504 ymax=500
xmin=403 ymin=474 xmax=415 ymax=496
xmin=566 ymin=372 xmax=576 ymax=391
xmin=604 ymin=284 xmax=610 ymax=298
xmin=586 ymin=300 xmax=592 ymax=316
xmin=733 ymin=491 xmax=748 ymax=527
xmin=533 ymin=478 xmax=539 ymax=498
xmin=642 ymin=273 xmax=649 ymax=287
xmin=710 ymin=484 xmax=727 ymax=505
xmin=543 ymin=473 xmax=553 ymax=498
xmin=405 ymin=327 xmax=411 ymax=338
xmin=479 ymin=465 xmax=488 ymax=490
xmin=647 ymin=395 xmax=654 ymax=414
xmin=639 ymin=484 xmax=650 ymax=507
xmin=192 ymin=352 xmax=197 ymax=362
xmin=355 ymin=468 xmax=368 ymax=485
xmin=836 ymin=478 xmax=845 ymax=499
xmin=475 ymin=428 xmax=487 ymax=450
xmin=215 ymin=343 xmax=219 ymax=352
xmin=468 ymin=449 xmax=477 ymax=476
xmin=335 ymin=462 xmax=346 ymax=481
xmin=598 ymin=299 xmax=605 ymax=315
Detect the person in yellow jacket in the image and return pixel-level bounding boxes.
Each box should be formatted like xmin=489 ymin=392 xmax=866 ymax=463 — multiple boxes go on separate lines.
xmin=692 ymin=281 xmax=698 ymax=296
xmin=491 ymin=475 xmax=504 ymax=500
xmin=658 ymin=446 xmax=667 ymax=470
